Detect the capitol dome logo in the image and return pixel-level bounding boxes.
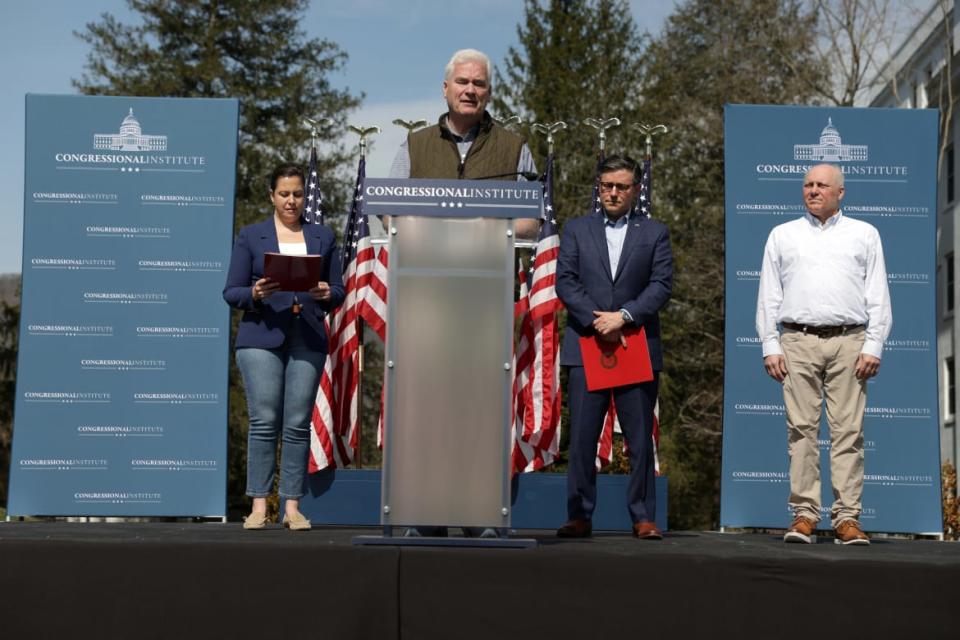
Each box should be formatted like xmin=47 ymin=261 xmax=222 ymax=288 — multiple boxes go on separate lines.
xmin=794 ymin=118 xmax=867 ymax=162
xmin=93 ymin=108 xmax=167 ymax=152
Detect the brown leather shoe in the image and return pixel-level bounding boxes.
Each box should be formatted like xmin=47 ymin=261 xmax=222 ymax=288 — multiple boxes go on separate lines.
xmin=834 ymin=519 xmax=870 ymax=545
xmin=633 ymin=521 xmax=663 ymax=540
xmin=783 ymin=516 xmax=817 ymax=543
xmin=556 ymin=519 xmax=592 ymax=538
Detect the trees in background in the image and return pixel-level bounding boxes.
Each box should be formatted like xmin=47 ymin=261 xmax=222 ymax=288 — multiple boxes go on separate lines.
xmin=494 ymin=0 xmax=646 ymax=225
xmin=74 ymin=0 xmax=359 ymax=229
xmin=0 ymin=276 xmax=20 ymax=513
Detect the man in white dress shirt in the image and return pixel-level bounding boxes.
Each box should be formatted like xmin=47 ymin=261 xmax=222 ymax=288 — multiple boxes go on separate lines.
xmin=756 ymin=163 xmax=892 ymax=545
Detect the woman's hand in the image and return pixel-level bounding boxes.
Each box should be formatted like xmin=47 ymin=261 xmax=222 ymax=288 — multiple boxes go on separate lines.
xmin=252 ymin=277 xmax=279 ymax=302
xmin=309 ymin=281 xmax=332 ymax=302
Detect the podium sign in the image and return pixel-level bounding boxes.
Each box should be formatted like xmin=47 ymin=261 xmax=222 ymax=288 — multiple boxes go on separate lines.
xmin=365 ymin=178 xmax=540 ymax=530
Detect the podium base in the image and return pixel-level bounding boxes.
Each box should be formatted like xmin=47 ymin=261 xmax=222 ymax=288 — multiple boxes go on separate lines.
xmin=352 ymin=534 xmax=537 ymax=549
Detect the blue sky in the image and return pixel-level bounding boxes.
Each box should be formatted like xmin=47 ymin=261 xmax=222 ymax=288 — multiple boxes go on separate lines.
xmin=0 ymin=1 xmax=677 ymax=274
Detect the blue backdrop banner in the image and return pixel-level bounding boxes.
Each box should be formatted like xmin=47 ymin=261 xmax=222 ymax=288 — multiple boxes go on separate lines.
xmin=8 ymin=95 xmax=238 ymax=517
xmin=721 ymin=104 xmax=942 ymax=534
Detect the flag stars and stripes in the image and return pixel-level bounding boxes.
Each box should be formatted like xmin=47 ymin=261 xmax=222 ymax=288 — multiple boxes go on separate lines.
xmin=303 ymin=147 xmax=324 ymax=225
xmin=309 ymin=152 xmax=389 ymax=473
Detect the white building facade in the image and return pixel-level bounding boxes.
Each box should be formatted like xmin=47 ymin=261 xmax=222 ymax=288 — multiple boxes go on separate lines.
xmin=869 ymin=0 xmax=960 ymax=468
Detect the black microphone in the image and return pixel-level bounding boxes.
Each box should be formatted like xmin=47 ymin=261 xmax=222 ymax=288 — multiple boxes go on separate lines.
xmin=471 ymin=170 xmax=542 ymax=181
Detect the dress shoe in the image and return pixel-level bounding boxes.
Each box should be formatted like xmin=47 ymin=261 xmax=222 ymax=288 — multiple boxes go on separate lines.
xmin=556 ymin=519 xmax=592 ymax=538
xmin=242 ymin=511 xmax=269 ymax=530
xmin=783 ymin=515 xmax=817 ymax=544
xmin=282 ymin=511 xmax=312 ymax=531
xmin=633 ymin=520 xmax=663 ymax=540
xmin=834 ymin=519 xmax=870 ymax=545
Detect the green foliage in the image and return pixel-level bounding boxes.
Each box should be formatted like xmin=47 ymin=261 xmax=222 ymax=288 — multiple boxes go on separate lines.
xmin=73 ymin=0 xmax=361 ymax=516
xmin=357 ymin=327 xmax=384 ymax=469
xmin=494 ymin=0 xmax=648 ymax=226
xmin=944 ymin=460 xmax=958 ymax=541
xmin=0 ymin=282 xmax=20 ymax=509
xmin=74 ymin=0 xmax=361 ymax=229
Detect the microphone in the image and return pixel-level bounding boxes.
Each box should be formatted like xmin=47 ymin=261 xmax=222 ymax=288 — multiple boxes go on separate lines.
xmin=472 ymin=170 xmax=542 ymax=181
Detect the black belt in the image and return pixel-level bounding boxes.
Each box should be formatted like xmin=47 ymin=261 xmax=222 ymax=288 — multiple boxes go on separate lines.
xmin=782 ymin=322 xmax=863 ymax=338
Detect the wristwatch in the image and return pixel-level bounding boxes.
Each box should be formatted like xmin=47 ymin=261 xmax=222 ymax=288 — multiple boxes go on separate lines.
xmin=620 ymin=309 xmax=631 ymax=324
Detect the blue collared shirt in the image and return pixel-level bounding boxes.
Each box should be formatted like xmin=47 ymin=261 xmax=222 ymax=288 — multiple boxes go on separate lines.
xmin=604 ymin=210 xmax=635 ymax=323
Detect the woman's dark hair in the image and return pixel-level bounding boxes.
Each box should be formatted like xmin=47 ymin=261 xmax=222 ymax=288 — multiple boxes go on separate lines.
xmin=269 ymin=163 xmax=306 ymax=191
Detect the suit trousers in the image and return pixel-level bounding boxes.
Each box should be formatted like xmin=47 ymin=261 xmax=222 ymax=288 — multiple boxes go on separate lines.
xmin=780 ymin=327 xmax=867 ymax=527
xmin=566 ymin=366 xmax=659 ymax=524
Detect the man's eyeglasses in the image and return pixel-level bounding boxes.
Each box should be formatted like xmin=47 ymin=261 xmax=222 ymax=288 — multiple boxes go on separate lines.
xmin=599 ymin=182 xmax=634 ymax=193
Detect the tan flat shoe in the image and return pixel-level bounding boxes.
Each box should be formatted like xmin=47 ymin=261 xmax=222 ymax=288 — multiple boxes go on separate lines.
xmin=282 ymin=511 xmax=311 ymax=531
xmin=243 ymin=511 xmax=269 ymax=530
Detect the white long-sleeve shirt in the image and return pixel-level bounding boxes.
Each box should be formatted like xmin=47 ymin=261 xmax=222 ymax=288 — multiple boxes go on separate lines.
xmin=755 ymin=211 xmax=892 ymax=358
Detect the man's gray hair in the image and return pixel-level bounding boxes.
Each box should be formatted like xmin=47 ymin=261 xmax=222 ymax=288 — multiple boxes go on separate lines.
xmin=444 ymin=49 xmax=492 ymax=89
xmin=806 ymin=163 xmax=844 ymax=188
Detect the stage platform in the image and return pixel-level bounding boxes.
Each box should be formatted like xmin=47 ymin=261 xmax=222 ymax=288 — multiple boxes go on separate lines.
xmin=1 ymin=522 xmax=958 ymax=639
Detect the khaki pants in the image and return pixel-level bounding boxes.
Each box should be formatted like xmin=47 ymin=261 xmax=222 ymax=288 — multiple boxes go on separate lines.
xmin=780 ymin=327 xmax=866 ymax=528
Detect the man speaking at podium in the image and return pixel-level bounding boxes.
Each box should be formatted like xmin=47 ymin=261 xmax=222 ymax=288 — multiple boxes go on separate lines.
xmin=556 ymin=155 xmax=673 ymax=540
xmin=756 ymin=163 xmax=892 ymax=546
xmin=388 ymin=48 xmax=537 ymax=239
xmin=387 ymin=48 xmax=538 ymax=537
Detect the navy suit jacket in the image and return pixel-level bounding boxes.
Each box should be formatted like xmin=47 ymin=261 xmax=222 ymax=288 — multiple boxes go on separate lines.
xmin=222 ymin=218 xmax=345 ymax=352
xmin=556 ymin=211 xmax=673 ymax=370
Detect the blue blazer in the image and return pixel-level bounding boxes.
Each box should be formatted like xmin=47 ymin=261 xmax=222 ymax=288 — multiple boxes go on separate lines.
xmin=222 ymin=218 xmax=345 ymax=351
xmin=556 ymin=211 xmax=673 ymax=370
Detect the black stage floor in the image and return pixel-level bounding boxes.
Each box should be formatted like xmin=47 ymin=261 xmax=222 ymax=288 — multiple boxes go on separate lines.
xmin=1 ymin=522 xmax=958 ymax=639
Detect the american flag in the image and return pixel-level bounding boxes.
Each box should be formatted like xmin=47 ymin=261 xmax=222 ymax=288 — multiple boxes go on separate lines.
xmin=512 ymin=152 xmax=563 ymax=472
xmin=309 ymin=155 xmax=383 ymax=471
xmin=596 ymin=154 xmax=660 ymax=473
xmin=303 ymin=146 xmax=324 ymax=224
xmin=636 ymin=157 xmax=652 ymax=218
xmin=592 ymin=150 xmax=605 ymax=215
xmin=596 ymin=398 xmax=661 ymax=475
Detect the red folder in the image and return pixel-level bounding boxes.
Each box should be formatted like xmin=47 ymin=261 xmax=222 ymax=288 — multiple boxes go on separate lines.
xmin=263 ymin=253 xmax=323 ymax=292
xmin=579 ymin=326 xmax=654 ymax=391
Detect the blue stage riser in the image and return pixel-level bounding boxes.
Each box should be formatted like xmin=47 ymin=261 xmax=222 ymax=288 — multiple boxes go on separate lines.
xmin=295 ymin=469 xmax=667 ymax=532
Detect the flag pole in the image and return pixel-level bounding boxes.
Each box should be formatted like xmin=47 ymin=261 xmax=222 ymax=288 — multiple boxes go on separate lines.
xmin=630 ymin=123 xmax=668 ymax=216
xmin=631 ymin=123 xmax=668 ymax=160
xmin=392 ymin=118 xmax=428 ymax=133
xmin=531 ymin=121 xmax=567 ymax=157
xmin=302 ymin=116 xmax=333 ymax=152
xmin=530 ymin=121 xmax=567 ymax=248
xmin=582 ymin=117 xmax=621 ymax=154
xmin=492 ymin=114 xmax=523 ymax=130
xmin=346 ymin=124 xmax=379 ymax=468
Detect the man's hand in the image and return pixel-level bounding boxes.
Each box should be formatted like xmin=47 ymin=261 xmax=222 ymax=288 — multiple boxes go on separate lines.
xmin=764 ymin=355 xmax=788 ymax=382
xmin=592 ymin=310 xmax=625 ymax=336
xmin=855 ymin=354 xmax=881 ymax=380
xmin=598 ymin=329 xmax=628 ymax=348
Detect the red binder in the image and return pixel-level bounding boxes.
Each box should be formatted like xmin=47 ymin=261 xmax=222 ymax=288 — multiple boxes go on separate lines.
xmin=263 ymin=253 xmax=323 ymax=292
xmin=578 ymin=326 xmax=654 ymax=391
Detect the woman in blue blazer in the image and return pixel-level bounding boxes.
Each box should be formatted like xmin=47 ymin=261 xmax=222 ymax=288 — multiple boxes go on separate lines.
xmin=223 ymin=163 xmax=345 ymax=531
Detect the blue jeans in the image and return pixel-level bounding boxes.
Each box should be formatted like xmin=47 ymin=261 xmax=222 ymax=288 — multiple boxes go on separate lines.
xmin=236 ymin=320 xmax=325 ymax=499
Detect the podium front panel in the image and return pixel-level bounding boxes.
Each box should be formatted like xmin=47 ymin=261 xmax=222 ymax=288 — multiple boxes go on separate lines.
xmin=382 ymin=216 xmax=514 ymax=528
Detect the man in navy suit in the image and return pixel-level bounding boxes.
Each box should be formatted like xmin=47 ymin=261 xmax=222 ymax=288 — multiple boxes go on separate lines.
xmin=555 ymin=154 xmax=673 ymax=540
